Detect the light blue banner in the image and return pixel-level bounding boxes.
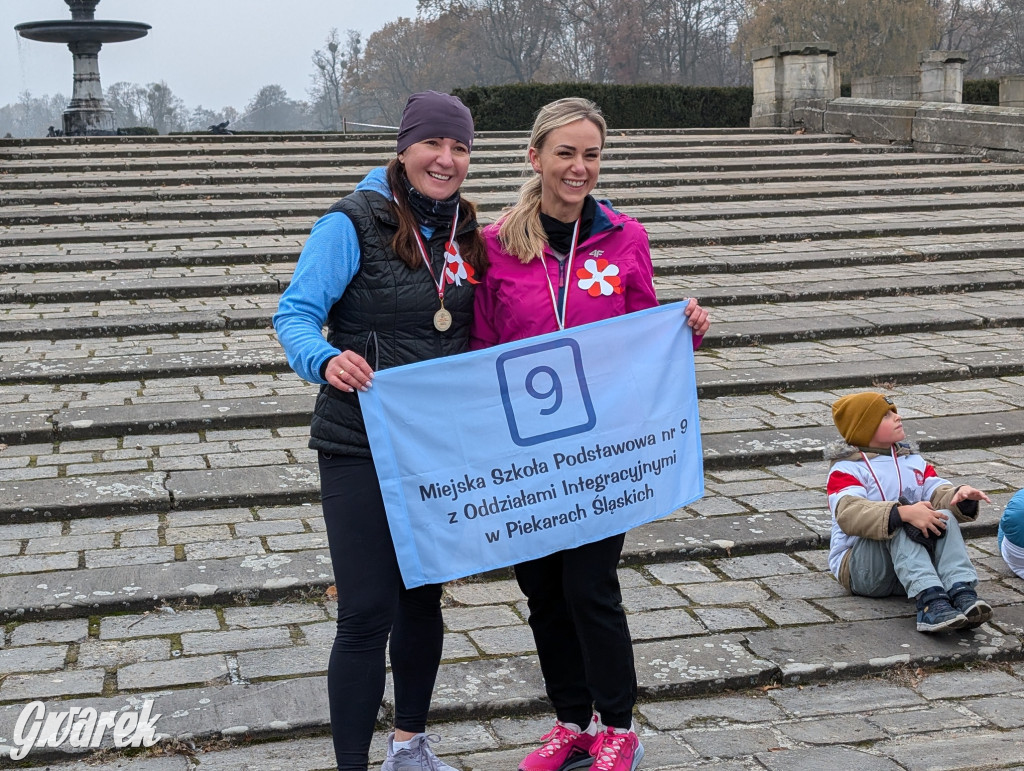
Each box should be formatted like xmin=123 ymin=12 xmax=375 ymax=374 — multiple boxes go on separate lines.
xmin=359 ymin=301 xmax=704 ymax=588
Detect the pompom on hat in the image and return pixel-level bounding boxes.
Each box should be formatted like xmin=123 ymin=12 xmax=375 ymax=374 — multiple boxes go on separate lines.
xmin=832 ymin=392 xmax=897 ymax=447
xmin=396 ymin=91 xmax=474 ymax=154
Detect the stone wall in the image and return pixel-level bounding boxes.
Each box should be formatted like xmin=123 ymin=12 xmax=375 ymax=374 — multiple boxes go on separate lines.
xmin=793 ymin=97 xmax=1024 ymax=162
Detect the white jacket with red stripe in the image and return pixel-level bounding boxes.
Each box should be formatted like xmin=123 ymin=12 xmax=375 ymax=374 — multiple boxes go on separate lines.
xmin=826 ymin=443 xmax=952 ymax=580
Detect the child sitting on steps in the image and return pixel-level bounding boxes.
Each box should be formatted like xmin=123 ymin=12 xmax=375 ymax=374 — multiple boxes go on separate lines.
xmin=826 ymin=392 xmax=993 ymax=633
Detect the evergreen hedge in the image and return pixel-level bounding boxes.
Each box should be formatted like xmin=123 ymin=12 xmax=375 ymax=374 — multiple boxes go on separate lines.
xmin=963 ymin=79 xmax=999 ymax=105
xmin=452 ymin=84 xmax=754 ymax=131
xmin=116 ymin=126 xmax=159 ymax=135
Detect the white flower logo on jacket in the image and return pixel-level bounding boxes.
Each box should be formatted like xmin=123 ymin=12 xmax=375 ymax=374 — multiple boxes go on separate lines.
xmin=576 ymin=257 xmax=622 ymax=296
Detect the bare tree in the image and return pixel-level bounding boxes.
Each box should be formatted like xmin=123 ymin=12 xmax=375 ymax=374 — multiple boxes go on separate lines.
xmin=351 ymin=18 xmax=437 ymax=124
xmin=736 ymin=0 xmax=941 ymax=79
xmin=933 ymin=0 xmax=1009 ymax=76
xmin=476 ymin=0 xmax=559 ymax=82
xmin=310 ymin=29 xmax=360 ymax=130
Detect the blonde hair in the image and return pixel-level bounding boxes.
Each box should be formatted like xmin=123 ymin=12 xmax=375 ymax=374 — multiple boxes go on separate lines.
xmin=498 ymin=98 xmax=607 ymax=263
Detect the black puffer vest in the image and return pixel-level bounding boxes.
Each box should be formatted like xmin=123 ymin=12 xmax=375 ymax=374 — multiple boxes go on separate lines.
xmin=309 ymin=189 xmax=478 ymax=456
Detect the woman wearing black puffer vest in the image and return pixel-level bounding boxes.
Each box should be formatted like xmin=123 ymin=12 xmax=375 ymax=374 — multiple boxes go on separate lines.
xmin=273 ymin=91 xmax=486 ymax=771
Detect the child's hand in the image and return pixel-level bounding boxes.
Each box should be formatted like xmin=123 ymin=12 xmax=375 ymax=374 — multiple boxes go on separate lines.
xmin=950 ymin=486 xmax=992 ymax=506
xmin=898 ymin=501 xmax=948 ymax=536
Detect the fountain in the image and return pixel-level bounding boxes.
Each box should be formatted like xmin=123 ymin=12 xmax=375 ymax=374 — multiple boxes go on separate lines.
xmin=15 ymin=0 xmax=150 ymax=136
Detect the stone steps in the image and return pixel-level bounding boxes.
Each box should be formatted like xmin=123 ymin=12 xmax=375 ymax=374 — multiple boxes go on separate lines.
xmin=2 ymin=128 xmax=1024 ymax=767
xmin=7 ymin=204 xmax=1024 ymax=249
xmin=4 ymin=281 xmax=1022 ymax=344
xmin=1 ymin=312 xmax=1022 ymax=388
xmin=4 ymin=253 xmax=1024 ymax=312
xmin=8 ymin=189 xmax=1024 ymax=228
xmin=4 ymin=228 xmax=1022 ymax=274
xmin=0 ymin=141 xmax=903 ymax=175
xmin=0 ymin=156 xmax=1000 ymax=192
xmin=9 ymin=684 xmax=1024 ymax=771
xmin=0 ymin=130 xmax=835 ymax=159
xmin=3 ymin=405 xmax=1023 ymax=523
xmin=0 ymin=517 xmax=1020 ymax=765
xmin=9 ymin=170 xmax=1024 ymax=211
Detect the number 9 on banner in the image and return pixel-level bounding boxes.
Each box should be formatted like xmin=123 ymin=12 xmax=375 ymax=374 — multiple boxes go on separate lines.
xmin=496 ymin=339 xmax=597 ymax=447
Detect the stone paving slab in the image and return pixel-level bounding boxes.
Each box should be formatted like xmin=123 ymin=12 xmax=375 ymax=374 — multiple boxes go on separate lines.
xmin=0 ymin=677 xmax=332 ymax=762
xmin=52 ymin=394 xmax=313 ymax=440
xmin=626 ymin=514 xmax=822 ymax=563
xmin=0 ymin=410 xmax=52 ymax=444
xmin=0 ymin=346 xmax=285 ymax=385
xmin=8 ymin=274 xmax=283 ymax=305
xmin=166 ymin=465 xmax=319 ymax=509
xmin=746 ymin=618 xmax=1023 ymax=682
xmin=0 ymin=547 xmax=334 ymax=620
xmin=0 ymin=472 xmax=170 ymax=523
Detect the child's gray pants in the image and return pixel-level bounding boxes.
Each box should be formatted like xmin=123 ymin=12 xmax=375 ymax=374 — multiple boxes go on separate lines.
xmin=848 ymin=513 xmax=977 ymax=599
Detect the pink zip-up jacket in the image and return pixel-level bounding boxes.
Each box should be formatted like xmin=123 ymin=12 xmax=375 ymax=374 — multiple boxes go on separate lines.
xmin=471 ymin=200 xmax=701 ymax=348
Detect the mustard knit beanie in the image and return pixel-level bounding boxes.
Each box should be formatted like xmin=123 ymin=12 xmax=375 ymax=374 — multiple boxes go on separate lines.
xmin=832 ymin=392 xmax=897 ymax=447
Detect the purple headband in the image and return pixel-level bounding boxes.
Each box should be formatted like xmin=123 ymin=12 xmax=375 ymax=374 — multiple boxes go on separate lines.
xmin=396 ymin=91 xmax=474 ymax=154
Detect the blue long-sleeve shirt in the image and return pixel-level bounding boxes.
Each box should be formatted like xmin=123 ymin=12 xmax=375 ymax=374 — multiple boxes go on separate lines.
xmin=273 ymin=167 xmax=438 ymax=383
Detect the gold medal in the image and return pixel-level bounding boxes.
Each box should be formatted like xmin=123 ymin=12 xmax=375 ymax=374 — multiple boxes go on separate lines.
xmin=433 ymin=306 xmax=453 ymax=332
xmin=411 ymin=212 xmax=459 ymax=333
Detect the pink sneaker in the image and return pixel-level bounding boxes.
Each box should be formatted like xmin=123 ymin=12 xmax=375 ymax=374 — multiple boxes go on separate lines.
xmin=518 ymin=720 xmax=598 ymax=771
xmin=589 ymin=728 xmax=644 ymax=771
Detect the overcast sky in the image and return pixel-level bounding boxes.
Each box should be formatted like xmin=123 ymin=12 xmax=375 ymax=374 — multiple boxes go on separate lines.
xmin=2 ymin=0 xmax=420 ymax=109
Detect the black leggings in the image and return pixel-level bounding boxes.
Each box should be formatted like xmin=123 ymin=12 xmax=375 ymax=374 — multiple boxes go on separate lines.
xmin=515 ymin=533 xmax=637 ymax=730
xmin=319 ymin=453 xmax=444 ymax=771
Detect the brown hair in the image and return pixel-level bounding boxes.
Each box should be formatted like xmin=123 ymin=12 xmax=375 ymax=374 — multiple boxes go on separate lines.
xmin=385 ymin=158 xmax=487 ymax=273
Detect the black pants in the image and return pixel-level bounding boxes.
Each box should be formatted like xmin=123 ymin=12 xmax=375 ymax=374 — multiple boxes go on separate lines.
xmin=319 ymin=453 xmax=444 ymax=771
xmin=514 ymin=533 xmax=638 ymax=730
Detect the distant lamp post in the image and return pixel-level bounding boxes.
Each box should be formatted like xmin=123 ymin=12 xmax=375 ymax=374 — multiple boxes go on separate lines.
xmin=15 ymin=0 xmax=150 ymax=136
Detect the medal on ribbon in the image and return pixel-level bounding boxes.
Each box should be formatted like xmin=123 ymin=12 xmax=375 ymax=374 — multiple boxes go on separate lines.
xmin=411 ymin=209 xmax=461 ymax=332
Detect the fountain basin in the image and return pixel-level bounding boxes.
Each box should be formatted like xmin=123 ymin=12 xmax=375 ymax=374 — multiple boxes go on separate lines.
xmin=16 ymin=20 xmax=150 ymax=44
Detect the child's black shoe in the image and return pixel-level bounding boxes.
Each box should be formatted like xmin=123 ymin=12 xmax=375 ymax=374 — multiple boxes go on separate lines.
xmin=916 ymin=586 xmax=967 ymax=632
xmin=948 ymin=582 xmax=992 ymax=629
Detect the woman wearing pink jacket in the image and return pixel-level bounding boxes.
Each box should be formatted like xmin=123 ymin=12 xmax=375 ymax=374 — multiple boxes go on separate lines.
xmin=470 ymin=98 xmax=709 ymax=771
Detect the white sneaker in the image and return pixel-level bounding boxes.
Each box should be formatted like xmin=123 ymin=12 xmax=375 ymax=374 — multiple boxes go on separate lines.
xmin=381 ymin=732 xmax=458 ymax=771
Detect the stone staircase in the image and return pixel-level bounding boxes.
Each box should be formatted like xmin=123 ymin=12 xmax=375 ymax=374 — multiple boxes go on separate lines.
xmin=1 ymin=129 xmax=1024 ymax=770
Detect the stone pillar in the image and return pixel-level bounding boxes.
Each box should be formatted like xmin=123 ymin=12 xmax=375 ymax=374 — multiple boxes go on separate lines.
xmin=1000 ymin=75 xmax=1024 ymax=107
xmin=63 ymin=39 xmax=115 ymax=135
xmin=750 ymin=42 xmax=839 ymax=128
xmin=918 ymin=51 xmax=967 ymax=103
